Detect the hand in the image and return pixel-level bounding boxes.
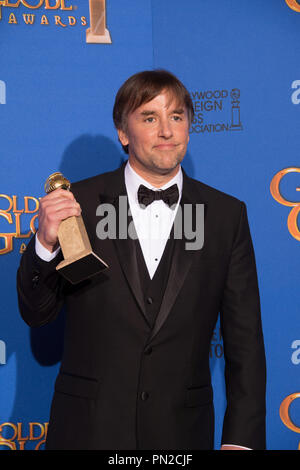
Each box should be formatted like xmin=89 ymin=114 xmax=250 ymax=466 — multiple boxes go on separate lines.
xmin=37 ymin=188 xmax=81 ymax=252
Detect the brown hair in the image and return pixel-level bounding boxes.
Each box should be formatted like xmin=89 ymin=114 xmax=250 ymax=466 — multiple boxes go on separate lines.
xmin=113 ymin=69 xmax=194 ymax=154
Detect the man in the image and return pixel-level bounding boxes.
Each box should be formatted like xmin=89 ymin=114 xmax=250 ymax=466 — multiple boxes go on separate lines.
xmin=17 ymin=70 xmax=266 ymax=450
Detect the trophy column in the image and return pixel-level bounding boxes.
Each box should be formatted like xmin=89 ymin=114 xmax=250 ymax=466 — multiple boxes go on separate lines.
xmin=45 ymin=172 xmax=108 ymax=285
xmin=86 ymin=0 xmax=112 ymax=44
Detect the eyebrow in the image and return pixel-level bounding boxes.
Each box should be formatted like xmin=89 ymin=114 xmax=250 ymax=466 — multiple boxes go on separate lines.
xmin=140 ymin=108 xmax=185 ymax=116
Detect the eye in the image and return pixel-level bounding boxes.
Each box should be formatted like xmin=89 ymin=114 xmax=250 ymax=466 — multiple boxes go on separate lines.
xmin=145 ymin=117 xmax=155 ymax=123
xmin=172 ymin=115 xmax=183 ymax=121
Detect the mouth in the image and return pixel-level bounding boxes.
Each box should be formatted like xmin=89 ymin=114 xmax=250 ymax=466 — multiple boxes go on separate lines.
xmin=153 ymin=144 xmax=178 ymax=150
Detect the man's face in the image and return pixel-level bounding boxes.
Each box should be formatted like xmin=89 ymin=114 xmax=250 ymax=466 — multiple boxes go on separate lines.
xmin=118 ymin=91 xmax=190 ymax=179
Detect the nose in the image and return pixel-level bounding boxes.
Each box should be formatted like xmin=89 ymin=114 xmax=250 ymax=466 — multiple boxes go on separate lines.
xmin=158 ymin=118 xmax=173 ymax=139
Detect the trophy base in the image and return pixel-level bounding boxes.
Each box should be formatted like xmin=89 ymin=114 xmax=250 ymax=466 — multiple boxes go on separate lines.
xmin=56 ymin=249 xmax=108 ymax=285
xmin=86 ymin=28 xmax=112 ymax=44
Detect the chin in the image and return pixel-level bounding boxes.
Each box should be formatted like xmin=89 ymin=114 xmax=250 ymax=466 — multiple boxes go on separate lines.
xmin=156 ymin=158 xmax=182 ymax=172
xmin=152 ymin=165 xmax=180 ymax=177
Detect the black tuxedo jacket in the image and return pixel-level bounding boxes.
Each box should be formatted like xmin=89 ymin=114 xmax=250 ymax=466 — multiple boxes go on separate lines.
xmin=17 ymin=163 xmax=266 ymax=450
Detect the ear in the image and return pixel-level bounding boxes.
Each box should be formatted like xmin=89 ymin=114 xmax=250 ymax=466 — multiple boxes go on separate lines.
xmin=117 ymin=128 xmax=129 ymax=147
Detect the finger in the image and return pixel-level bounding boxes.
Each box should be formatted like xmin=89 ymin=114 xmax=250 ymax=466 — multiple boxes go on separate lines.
xmin=40 ymin=202 xmax=81 ymax=221
xmin=41 ymin=199 xmax=80 ymax=213
xmin=40 ymin=188 xmax=75 ymax=203
xmin=51 ymin=206 xmax=82 ymax=222
xmin=39 ymin=195 xmax=78 ymax=212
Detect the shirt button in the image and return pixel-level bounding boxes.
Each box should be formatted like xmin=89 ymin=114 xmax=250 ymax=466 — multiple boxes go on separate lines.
xmin=147 ymin=297 xmax=153 ymax=305
xmin=141 ymin=391 xmax=149 ymax=401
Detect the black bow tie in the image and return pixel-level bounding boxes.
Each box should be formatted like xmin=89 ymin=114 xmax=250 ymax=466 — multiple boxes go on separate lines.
xmin=137 ymin=184 xmax=179 ymax=208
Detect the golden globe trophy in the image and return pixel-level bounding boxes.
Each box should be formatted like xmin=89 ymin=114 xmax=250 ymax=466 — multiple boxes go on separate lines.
xmin=86 ymin=0 xmax=112 ymax=44
xmin=45 ymin=172 xmax=108 ymax=285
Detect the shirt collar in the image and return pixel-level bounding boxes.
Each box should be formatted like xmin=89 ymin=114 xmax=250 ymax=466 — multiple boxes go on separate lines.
xmin=124 ymin=160 xmax=183 ymax=205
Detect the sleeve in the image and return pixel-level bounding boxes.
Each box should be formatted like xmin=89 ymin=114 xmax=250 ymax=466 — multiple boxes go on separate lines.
xmin=220 ymin=202 xmax=266 ymax=450
xmin=35 ymin=232 xmax=61 ymax=261
xmin=17 ymin=234 xmax=65 ymax=328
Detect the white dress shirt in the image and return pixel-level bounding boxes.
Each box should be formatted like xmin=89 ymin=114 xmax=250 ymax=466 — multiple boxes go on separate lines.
xmin=124 ymin=161 xmax=182 ymax=278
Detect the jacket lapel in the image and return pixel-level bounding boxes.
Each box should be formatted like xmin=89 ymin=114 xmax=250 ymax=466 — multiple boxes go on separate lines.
xmin=98 ymin=163 xmax=148 ymax=324
xmin=112 ymin=210 xmax=148 ymax=324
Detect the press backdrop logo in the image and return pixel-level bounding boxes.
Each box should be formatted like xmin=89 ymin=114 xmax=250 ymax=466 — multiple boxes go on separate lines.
xmin=190 ymin=87 xmax=243 ymax=135
xmin=86 ymin=0 xmax=111 ymax=43
xmin=0 ymin=194 xmax=39 ymax=255
xmin=291 ymin=340 xmax=300 ymax=365
xmin=280 ymin=393 xmax=300 ymax=450
xmin=270 ymin=168 xmax=300 ymax=241
xmin=210 ymin=326 xmax=223 ymax=359
xmin=0 ymin=0 xmax=112 ymax=43
xmin=0 ymin=80 xmax=6 ymax=104
xmin=0 ymin=422 xmax=48 ymax=450
xmin=285 ymin=0 xmax=300 ymax=12
xmin=279 ymin=342 xmax=300 ymax=450
xmin=291 ymin=80 xmax=300 ymax=104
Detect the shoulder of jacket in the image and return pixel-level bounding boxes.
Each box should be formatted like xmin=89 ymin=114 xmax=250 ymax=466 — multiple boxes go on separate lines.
xmin=187 ymin=175 xmax=244 ymax=209
xmin=71 ymin=169 xmax=115 ymax=190
xmin=70 ymin=165 xmax=124 ymax=198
